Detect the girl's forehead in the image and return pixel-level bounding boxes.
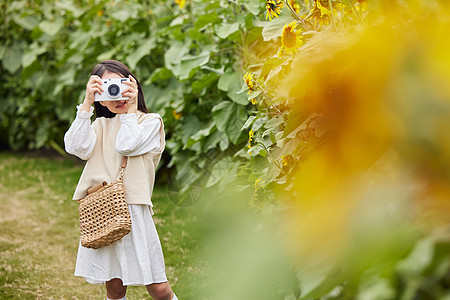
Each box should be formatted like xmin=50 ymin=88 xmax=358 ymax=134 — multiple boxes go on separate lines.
xmin=101 ymin=71 xmax=123 ymax=79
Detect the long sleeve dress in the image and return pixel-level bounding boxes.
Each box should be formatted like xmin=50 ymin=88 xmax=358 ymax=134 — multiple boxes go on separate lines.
xmin=64 ymin=105 xmax=168 ymax=286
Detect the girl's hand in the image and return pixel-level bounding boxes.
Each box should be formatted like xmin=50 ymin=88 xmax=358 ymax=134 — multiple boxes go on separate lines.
xmin=123 ymin=75 xmax=139 ymax=114
xmin=81 ymin=75 xmax=103 ymax=112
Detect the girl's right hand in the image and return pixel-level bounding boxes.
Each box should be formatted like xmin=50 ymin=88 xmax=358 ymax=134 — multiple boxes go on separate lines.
xmin=80 ymin=75 xmax=104 ymax=112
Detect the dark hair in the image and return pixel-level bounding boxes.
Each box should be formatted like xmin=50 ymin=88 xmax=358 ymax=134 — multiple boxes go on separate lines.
xmin=90 ymin=60 xmax=149 ymax=118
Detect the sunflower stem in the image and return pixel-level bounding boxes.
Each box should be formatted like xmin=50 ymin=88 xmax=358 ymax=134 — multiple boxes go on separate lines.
xmin=328 ymin=0 xmax=336 ymax=30
xmin=348 ymin=0 xmax=363 ymax=23
xmin=257 ymin=84 xmax=283 ymax=116
xmin=283 ymin=0 xmax=311 ymax=31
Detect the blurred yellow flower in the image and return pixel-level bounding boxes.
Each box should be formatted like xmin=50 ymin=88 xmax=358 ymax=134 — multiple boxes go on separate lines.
xmin=243 ymin=72 xmax=257 ymax=94
xmin=249 ymin=178 xmax=265 ymax=208
xmin=249 ymin=98 xmax=257 ymax=105
xmin=97 ymin=10 xmax=103 ymax=17
xmin=315 ymin=0 xmax=332 ymax=17
xmin=280 ymin=21 xmax=303 ymax=55
xmin=172 ymin=109 xmax=182 ymax=120
xmin=288 ymin=0 xmax=301 ymax=14
xmin=266 ymin=0 xmax=283 ymax=21
xmin=281 ymin=154 xmax=294 ymax=166
xmin=175 ymin=0 xmax=186 ymax=9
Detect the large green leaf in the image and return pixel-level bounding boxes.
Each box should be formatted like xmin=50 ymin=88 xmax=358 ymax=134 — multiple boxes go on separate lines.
xmin=217 ymin=71 xmax=248 ymax=105
xmin=39 ymin=18 xmax=64 ymax=36
xmin=13 ymin=14 xmax=39 ymax=30
xmin=212 ymin=101 xmax=247 ymax=144
xmin=240 ymin=0 xmax=262 ymax=15
xmin=126 ymin=38 xmax=156 ymax=69
xmin=215 ymin=22 xmax=239 ymax=39
xmin=2 ymin=43 xmax=23 ymax=73
xmin=170 ymin=50 xmax=211 ymax=80
xmin=22 ymin=43 xmax=47 ymax=68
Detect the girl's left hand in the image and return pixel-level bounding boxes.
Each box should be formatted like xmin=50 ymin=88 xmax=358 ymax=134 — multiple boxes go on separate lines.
xmin=123 ymin=75 xmax=139 ymax=114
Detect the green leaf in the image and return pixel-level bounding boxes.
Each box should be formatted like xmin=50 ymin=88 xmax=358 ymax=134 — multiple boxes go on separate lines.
xmin=148 ymin=67 xmax=173 ymax=83
xmin=247 ymin=90 xmax=262 ymax=99
xmin=39 ymin=18 xmax=64 ymax=36
xmin=185 ymin=122 xmax=215 ymax=148
xmin=172 ymin=50 xmax=211 ymax=80
xmin=241 ymin=115 xmax=258 ymax=130
xmin=261 ymin=56 xmax=289 ymax=79
xmin=13 ymin=14 xmax=39 ymax=30
xmin=22 ymin=43 xmax=46 ymax=68
xmin=126 ymin=38 xmax=156 ymax=69
xmin=3 ymin=43 xmax=23 ymax=73
xmin=111 ymin=10 xmax=133 ymax=22
xmin=192 ymin=73 xmax=219 ymax=94
xmin=218 ymin=71 xmax=235 ymax=92
xmin=241 ymin=0 xmax=261 ymax=15
xmin=218 ymin=71 xmax=248 ymax=105
xmin=164 ymin=40 xmax=191 ymax=70
xmin=397 ymin=238 xmax=435 ymax=276
xmin=195 ymin=13 xmax=221 ymax=30
xmin=215 ymin=22 xmax=239 ymax=39
xmin=212 ymin=101 xmax=247 ymax=144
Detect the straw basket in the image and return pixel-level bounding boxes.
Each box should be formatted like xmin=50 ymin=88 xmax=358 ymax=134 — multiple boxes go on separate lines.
xmin=78 ymin=157 xmax=131 ymax=249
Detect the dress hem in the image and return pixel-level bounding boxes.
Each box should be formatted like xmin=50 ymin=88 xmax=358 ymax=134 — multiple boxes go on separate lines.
xmin=75 ymin=274 xmax=168 ymax=286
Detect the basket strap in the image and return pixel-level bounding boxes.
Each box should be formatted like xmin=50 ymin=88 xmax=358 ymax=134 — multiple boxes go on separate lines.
xmin=119 ymin=156 xmax=128 ymax=180
xmin=121 ymin=156 xmax=128 ymax=168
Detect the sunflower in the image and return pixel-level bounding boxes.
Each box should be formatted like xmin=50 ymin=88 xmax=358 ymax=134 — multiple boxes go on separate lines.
xmin=248 ymin=129 xmax=255 ymax=148
xmin=175 ymin=0 xmax=186 ymax=9
xmin=315 ymin=0 xmax=332 ymax=17
xmin=280 ymin=21 xmax=303 ymax=55
xmin=243 ymin=72 xmax=257 ymax=94
xmin=266 ymin=0 xmax=283 ymax=21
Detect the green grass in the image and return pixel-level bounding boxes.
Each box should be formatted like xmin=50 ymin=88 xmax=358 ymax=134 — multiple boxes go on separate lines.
xmin=0 ymin=152 xmax=207 ymax=299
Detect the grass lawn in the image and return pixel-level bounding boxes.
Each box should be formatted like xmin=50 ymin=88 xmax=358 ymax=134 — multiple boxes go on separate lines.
xmin=0 ymin=152 xmax=207 ymax=299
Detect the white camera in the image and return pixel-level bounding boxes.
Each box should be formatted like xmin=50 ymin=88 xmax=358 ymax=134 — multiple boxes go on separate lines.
xmin=94 ymin=78 xmax=130 ymax=101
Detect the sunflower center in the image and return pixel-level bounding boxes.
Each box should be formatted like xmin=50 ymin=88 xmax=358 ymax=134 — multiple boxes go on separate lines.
xmin=283 ymin=30 xmax=297 ymax=48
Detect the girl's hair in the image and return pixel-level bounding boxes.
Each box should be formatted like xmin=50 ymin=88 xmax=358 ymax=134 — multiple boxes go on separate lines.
xmin=90 ymin=60 xmax=149 ymax=118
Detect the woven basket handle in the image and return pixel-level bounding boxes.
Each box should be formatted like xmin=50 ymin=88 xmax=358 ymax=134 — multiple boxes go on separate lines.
xmin=119 ymin=156 xmax=128 ymax=180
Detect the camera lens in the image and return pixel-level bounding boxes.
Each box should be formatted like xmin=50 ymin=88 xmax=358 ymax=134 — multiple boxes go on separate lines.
xmin=108 ymin=84 xmax=120 ymax=97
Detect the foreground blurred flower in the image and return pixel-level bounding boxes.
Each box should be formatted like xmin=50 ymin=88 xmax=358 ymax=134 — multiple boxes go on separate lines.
xmin=175 ymin=0 xmax=186 ymax=9
xmin=280 ymin=21 xmax=303 ymax=54
xmin=288 ymin=0 xmax=301 ymax=14
xmin=249 ymin=178 xmax=265 ymax=208
xmin=266 ymin=0 xmax=283 ymax=21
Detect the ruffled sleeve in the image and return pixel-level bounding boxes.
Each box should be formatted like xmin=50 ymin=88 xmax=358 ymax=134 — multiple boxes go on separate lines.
xmin=115 ymin=113 xmax=161 ymax=157
xmin=64 ymin=105 xmax=97 ymax=160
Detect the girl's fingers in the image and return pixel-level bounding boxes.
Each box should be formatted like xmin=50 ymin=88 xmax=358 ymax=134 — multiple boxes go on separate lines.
xmin=89 ymin=83 xmax=104 ymax=92
xmin=123 ymin=80 xmax=138 ymax=90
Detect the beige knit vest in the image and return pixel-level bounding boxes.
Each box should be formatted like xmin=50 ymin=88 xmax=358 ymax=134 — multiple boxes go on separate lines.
xmin=72 ymin=111 xmax=165 ymax=214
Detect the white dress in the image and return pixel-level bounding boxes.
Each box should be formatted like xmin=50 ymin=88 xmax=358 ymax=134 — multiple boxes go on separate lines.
xmin=64 ymin=105 xmax=168 ymax=286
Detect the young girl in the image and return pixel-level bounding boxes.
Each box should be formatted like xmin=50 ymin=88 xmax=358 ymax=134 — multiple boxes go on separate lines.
xmin=64 ymin=60 xmax=178 ymax=300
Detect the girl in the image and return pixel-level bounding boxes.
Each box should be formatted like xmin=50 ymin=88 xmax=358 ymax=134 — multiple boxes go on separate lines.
xmin=64 ymin=60 xmax=178 ymax=300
